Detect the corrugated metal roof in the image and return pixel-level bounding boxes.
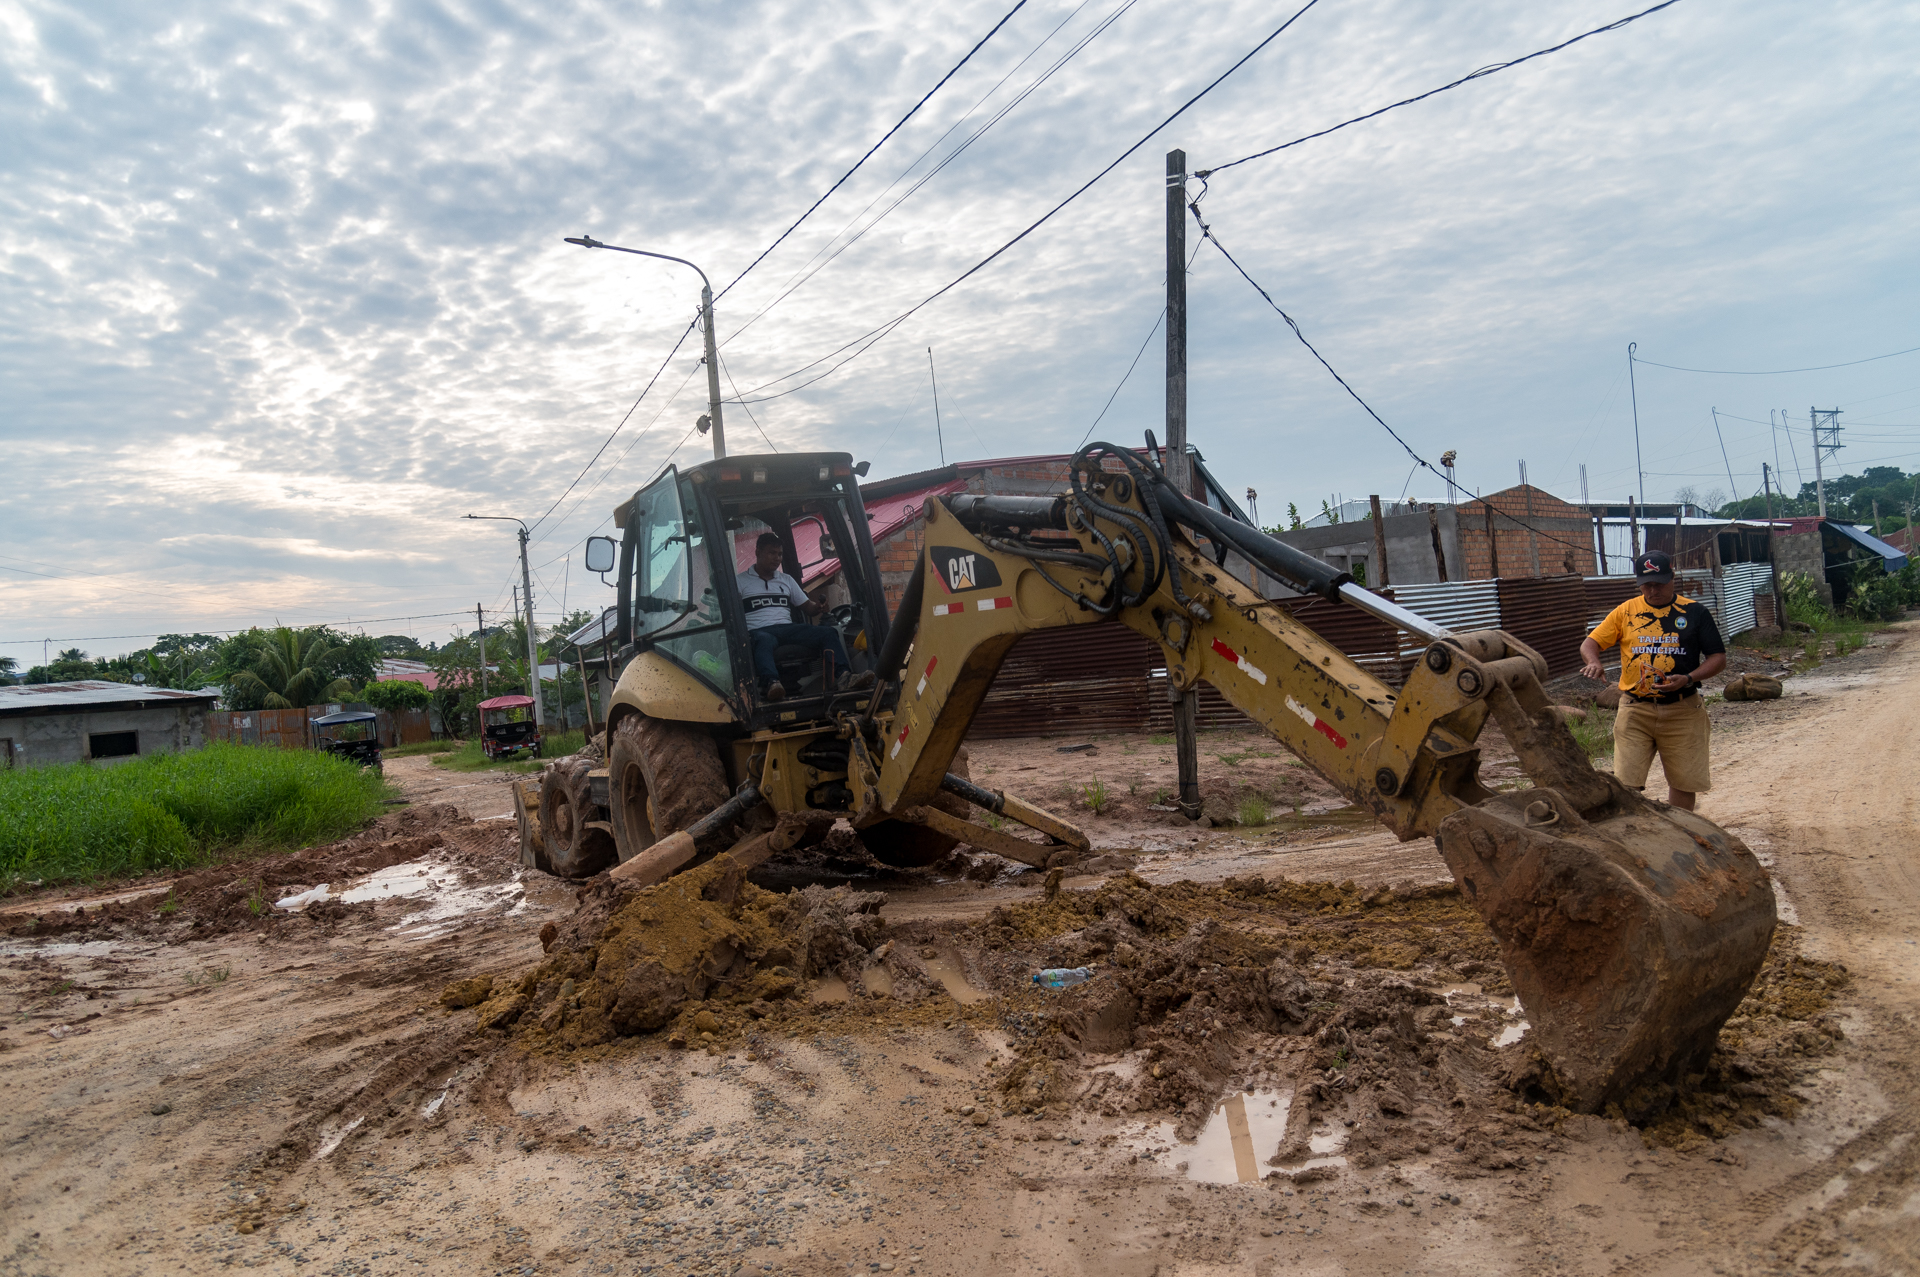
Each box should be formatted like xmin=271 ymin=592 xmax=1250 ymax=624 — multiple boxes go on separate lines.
xmin=1826 ymin=520 xmax=1909 ymax=570
xmin=0 ymin=680 xmax=220 ymax=715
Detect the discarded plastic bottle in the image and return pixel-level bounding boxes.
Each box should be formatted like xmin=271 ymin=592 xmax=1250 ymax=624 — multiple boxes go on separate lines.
xmin=1032 ymin=967 xmax=1096 ymax=990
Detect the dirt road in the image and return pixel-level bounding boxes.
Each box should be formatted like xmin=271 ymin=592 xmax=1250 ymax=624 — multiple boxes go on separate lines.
xmin=2 ymin=626 xmax=1915 ymax=1276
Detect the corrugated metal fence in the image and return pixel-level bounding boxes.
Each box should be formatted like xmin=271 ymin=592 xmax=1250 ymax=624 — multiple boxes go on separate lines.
xmin=206 ymin=705 xmax=431 ymax=750
xmin=969 ymin=568 xmax=1778 ymax=739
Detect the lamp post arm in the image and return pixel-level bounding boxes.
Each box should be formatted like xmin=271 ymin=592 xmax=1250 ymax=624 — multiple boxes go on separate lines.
xmin=566 ymin=236 xmax=727 ymax=460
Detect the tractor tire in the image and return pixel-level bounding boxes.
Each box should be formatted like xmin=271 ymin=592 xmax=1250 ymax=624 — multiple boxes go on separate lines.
xmin=861 ymin=746 xmax=975 ymax=869
xmin=539 ymin=757 xmax=617 ymax=879
xmin=607 ymin=714 xmax=731 ymax=865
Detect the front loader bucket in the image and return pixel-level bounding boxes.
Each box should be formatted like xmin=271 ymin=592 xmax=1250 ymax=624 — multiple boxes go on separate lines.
xmin=1437 ymin=781 xmax=1777 ymax=1116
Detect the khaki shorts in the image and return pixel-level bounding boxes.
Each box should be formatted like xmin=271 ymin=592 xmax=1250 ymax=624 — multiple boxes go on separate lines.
xmin=1613 ymin=694 xmax=1711 ymax=793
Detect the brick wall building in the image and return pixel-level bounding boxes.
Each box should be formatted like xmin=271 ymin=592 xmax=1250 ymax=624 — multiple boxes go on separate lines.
xmin=1452 ymin=485 xmax=1598 ymax=580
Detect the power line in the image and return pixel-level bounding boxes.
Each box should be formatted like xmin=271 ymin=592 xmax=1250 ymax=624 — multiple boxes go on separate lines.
xmin=724 ymin=0 xmax=1326 ymax=408
xmin=719 ymin=0 xmax=1140 ymax=348
xmin=1632 ymin=343 xmax=1920 ymax=376
xmin=718 ymin=348 xmax=779 ymax=452
xmin=1187 ymin=200 xmax=1596 ymax=558
xmin=713 ymin=0 xmax=1035 ymax=305
xmin=530 ymin=2 xmax=1033 ymax=548
xmin=1197 ymin=0 xmax=1682 ymax=178
xmin=526 ymin=315 xmax=700 ymax=537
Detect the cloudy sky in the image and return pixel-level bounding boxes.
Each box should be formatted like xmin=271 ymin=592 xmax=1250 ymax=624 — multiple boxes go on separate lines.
xmin=4 ymin=0 xmax=1917 ymax=658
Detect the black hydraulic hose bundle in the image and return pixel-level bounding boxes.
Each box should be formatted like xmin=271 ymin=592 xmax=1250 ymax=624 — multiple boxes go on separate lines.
xmin=946 ymin=435 xmax=1352 ymax=615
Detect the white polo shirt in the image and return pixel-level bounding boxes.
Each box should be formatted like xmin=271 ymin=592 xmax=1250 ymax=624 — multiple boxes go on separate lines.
xmin=736 ymin=568 xmax=809 ymax=630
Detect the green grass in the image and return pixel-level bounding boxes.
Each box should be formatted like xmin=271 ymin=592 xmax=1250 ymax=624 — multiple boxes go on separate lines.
xmin=1236 ymin=795 xmax=1271 ymax=826
xmin=429 ymin=729 xmax=588 ymax=774
xmin=1081 ymin=776 xmax=1110 ymax=815
xmin=1567 ymin=710 xmax=1614 ymax=759
xmin=0 ymin=742 xmax=392 ymax=892
xmin=384 ymin=739 xmax=458 ymax=757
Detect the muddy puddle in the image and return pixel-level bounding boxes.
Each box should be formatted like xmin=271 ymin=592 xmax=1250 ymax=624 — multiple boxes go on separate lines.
xmin=275 ymin=858 xmax=525 ymax=937
xmin=1122 ymin=1089 xmax=1314 ymax=1183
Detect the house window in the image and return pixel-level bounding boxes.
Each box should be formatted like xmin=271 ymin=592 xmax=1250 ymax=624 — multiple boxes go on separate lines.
xmin=89 ymin=730 xmax=139 ymax=759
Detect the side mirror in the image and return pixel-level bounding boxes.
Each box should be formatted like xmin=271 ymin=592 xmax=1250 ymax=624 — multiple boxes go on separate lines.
xmin=583 ymin=535 xmax=617 ymax=575
xmin=853 ymin=461 xmax=871 ymax=477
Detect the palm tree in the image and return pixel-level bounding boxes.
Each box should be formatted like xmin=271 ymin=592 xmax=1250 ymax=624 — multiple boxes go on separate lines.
xmin=0 ymin=655 xmax=17 ymax=682
xmin=229 ymin=628 xmax=354 ymax=709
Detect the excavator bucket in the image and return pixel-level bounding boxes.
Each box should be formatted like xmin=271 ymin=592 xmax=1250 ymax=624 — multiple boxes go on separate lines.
xmin=1437 ymin=779 xmax=1777 ymax=1116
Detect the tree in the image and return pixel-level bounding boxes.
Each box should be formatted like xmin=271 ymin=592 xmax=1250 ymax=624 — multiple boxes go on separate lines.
xmin=228 ymin=628 xmax=356 ymax=710
xmin=0 ymin=655 xmax=17 ymax=683
xmin=24 ymin=648 xmax=101 ymax=684
xmin=361 ymin=678 xmax=432 ymax=711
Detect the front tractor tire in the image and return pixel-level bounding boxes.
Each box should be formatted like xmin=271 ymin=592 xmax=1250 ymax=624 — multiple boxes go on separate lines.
xmin=607 ymin=714 xmax=731 ymax=864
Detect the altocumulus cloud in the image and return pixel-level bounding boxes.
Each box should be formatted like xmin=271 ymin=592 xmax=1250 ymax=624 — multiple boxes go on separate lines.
xmin=1 ymin=0 xmax=1916 ymax=653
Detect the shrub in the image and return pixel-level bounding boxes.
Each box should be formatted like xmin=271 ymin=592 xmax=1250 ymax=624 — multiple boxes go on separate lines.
xmin=360 ymin=679 xmax=433 ymax=712
xmin=0 ymin=743 xmax=389 ymax=890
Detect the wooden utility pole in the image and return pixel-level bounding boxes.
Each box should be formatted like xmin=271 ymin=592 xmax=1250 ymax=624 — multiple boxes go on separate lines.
xmin=1484 ymin=502 xmax=1502 ymax=578
xmin=1763 ymin=464 xmax=1783 ymax=628
xmin=1368 ymin=495 xmax=1390 ymax=587
xmin=476 ymin=603 xmax=488 ymax=699
xmin=1427 ymin=506 xmax=1449 ymax=582
xmin=1165 ymin=148 xmax=1200 ymax=824
xmin=1628 ymin=497 xmax=1641 ymax=560
xmin=1594 ymin=513 xmax=1607 ymax=575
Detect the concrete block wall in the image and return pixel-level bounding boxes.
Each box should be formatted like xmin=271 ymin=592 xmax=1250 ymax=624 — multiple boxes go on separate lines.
xmin=1773 ymin=530 xmax=1830 ymax=604
xmin=2 ymin=702 xmax=209 ymax=769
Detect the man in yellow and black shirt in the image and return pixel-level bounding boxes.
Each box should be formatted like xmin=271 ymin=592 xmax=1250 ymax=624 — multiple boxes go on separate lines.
xmin=1580 ymin=550 xmax=1727 ymax=810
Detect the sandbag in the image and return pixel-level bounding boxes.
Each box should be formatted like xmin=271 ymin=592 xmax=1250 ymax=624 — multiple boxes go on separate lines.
xmin=1723 ymin=673 xmax=1782 ymax=702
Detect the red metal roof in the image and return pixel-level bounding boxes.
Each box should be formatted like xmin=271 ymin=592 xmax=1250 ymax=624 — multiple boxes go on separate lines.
xmin=732 ymin=477 xmax=971 ymax=587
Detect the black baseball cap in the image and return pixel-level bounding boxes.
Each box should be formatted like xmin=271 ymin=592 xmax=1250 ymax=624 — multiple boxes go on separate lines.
xmin=1634 ymin=550 xmax=1674 ymax=583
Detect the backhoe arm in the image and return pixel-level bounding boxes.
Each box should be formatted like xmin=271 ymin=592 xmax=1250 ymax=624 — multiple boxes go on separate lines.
xmin=857 ymin=442 xmax=1775 ymax=1119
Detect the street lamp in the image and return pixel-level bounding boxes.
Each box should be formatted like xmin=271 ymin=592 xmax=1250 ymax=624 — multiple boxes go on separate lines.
xmin=464 ymin=514 xmax=545 ymax=731
xmin=565 ymin=235 xmax=727 ymax=460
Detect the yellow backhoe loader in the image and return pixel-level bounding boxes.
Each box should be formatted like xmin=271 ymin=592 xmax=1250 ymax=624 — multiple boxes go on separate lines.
xmin=530 ymin=440 xmax=1775 ymax=1115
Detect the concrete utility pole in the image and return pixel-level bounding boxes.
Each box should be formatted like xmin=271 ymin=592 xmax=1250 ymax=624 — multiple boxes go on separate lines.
xmin=466 ymin=514 xmax=546 ymax=730
xmin=1368 ymin=495 xmax=1390 ymax=587
xmin=476 ymin=604 xmax=489 ymax=699
xmin=565 ymin=236 xmax=725 ymax=459
xmin=1164 ymin=148 xmax=1200 ymax=824
xmin=1627 ymin=343 xmax=1645 ymax=503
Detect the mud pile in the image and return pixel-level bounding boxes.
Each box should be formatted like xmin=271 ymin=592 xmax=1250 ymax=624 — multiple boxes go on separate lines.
xmin=460 ymin=857 xmax=918 ymax=1051
xmin=4 ymin=803 xmax=514 ymax=941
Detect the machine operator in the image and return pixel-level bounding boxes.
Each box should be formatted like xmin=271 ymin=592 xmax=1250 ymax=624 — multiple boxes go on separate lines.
xmin=736 ymin=532 xmax=873 ymax=701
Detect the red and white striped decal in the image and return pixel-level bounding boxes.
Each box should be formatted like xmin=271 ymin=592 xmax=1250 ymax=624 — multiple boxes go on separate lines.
xmin=1209 ymin=637 xmax=1268 ymax=686
xmin=891 ymin=722 xmax=911 ymax=759
xmin=1285 ymin=694 xmax=1348 ymax=750
xmin=916 ymin=655 xmax=938 ymax=697
xmin=932 ymin=602 xmax=962 ymax=617
xmin=976 ymin=596 xmax=1014 ymax=611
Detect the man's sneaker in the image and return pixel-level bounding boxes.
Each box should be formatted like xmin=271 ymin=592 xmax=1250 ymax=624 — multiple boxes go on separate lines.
xmin=765 ymin=682 xmax=787 ymax=702
xmin=836 ymin=670 xmax=876 ymax=692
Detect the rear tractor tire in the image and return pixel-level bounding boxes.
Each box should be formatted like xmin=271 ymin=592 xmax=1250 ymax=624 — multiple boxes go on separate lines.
xmin=607 ymin=714 xmax=732 ymax=866
xmin=539 ymin=756 xmax=617 ymax=879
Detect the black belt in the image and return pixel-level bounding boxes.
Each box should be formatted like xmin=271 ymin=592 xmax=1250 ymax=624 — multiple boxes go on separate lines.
xmin=1627 ymin=685 xmax=1698 ymax=706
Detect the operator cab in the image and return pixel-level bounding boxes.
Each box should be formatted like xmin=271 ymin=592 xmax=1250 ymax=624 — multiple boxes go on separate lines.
xmin=594 ymin=452 xmax=892 ymax=730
